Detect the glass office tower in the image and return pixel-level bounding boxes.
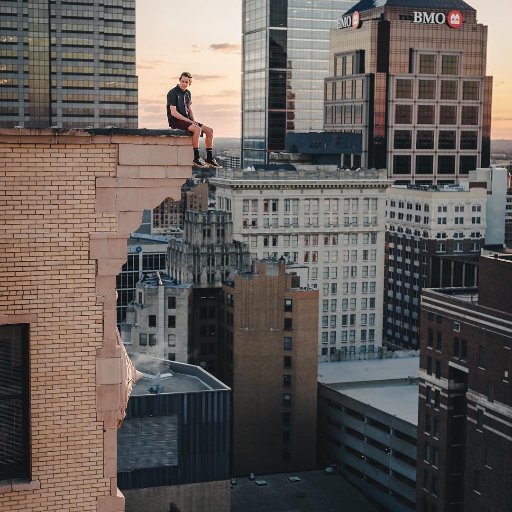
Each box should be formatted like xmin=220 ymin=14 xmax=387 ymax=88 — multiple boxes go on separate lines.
xmin=0 ymin=0 xmax=137 ymax=129
xmin=242 ymin=0 xmax=353 ymax=166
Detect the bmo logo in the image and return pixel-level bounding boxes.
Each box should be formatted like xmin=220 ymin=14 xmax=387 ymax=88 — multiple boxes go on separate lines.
xmin=337 ymin=10 xmax=361 ymax=29
xmin=447 ymin=10 xmax=463 ymax=28
xmin=412 ymin=10 xmax=463 ymax=28
xmin=352 ymin=11 xmax=361 ymax=29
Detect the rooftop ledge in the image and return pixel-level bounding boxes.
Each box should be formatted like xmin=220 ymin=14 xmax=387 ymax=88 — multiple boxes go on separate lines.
xmin=0 ymin=127 xmax=193 ymax=145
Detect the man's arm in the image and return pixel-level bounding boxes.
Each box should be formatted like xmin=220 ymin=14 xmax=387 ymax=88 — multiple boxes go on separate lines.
xmin=170 ymin=104 xmax=193 ymax=122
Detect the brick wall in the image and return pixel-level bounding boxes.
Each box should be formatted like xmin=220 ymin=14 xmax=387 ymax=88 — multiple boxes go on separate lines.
xmin=0 ymin=129 xmax=191 ymax=511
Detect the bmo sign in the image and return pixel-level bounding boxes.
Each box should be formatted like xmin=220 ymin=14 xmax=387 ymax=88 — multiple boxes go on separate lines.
xmin=412 ymin=10 xmax=463 ymax=28
xmin=337 ymin=11 xmax=361 ymax=30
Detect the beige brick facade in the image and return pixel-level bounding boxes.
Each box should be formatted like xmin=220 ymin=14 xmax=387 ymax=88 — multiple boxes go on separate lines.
xmin=0 ymin=129 xmax=191 ymax=511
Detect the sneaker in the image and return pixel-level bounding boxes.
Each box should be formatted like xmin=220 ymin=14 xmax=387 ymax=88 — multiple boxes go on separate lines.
xmin=206 ymin=157 xmax=222 ymax=168
xmin=192 ymin=156 xmax=208 ymax=168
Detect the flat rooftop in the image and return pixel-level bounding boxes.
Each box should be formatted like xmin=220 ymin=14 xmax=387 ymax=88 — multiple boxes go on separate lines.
xmin=128 ymin=354 xmax=229 ymax=395
xmin=230 ymin=469 xmax=378 ymax=512
xmin=318 ymin=355 xmax=419 ymax=385
xmin=318 ymin=356 xmax=420 ymax=425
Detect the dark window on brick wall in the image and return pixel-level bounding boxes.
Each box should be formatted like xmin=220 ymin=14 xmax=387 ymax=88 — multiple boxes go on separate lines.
xmin=0 ymin=324 xmax=30 ymax=480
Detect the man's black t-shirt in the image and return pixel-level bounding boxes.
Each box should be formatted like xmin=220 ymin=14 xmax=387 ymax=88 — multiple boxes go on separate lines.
xmin=166 ymin=85 xmax=191 ymax=125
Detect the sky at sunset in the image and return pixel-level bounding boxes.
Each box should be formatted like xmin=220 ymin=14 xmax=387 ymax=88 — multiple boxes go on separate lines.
xmin=136 ymin=0 xmax=512 ymax=139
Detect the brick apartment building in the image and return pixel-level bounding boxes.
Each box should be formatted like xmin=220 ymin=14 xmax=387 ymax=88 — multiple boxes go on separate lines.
xmin=417 ymin=254 xmax=512 ymax=511
xmin=219 ymin=260 xmax=319 ymax=475
xmin=0 ymin=128 xmax=193 ymax=512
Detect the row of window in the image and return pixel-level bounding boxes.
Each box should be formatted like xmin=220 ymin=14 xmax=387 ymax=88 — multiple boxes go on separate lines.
xmin=242 ymin=215 xmax=379 ymax=228
xmin=322 ymin=312 xmax=376 ymax=327
xmin=392 ymin=154 xmax=478 ymax=175
xmin=394 ymin=104 xmax=479 ymax=125
xmin=395 ymin=78 xmax=480 ymax=101
xmin=240 ymin=197 xmax=379 ymax=214
xmin=394 ymin=129 xmax=478 ymax=150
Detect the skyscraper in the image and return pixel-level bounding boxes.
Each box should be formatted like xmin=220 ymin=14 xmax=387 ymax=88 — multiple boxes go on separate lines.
xmin=324 ymin=0 xmax=492 ymax=183
xmin=0 ymin=0 xmax=137 ymax=129
xmin=241 ymin=0 xmax=353 ymax=166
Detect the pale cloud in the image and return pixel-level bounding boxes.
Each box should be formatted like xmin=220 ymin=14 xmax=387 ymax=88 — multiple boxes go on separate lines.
xmin=209 ymin=43 xmax=241 ymax=54
xmin=191 ymin=44 xmax=201 ymax=53
xmin=192 ymin=74 xmax=226 ymax=81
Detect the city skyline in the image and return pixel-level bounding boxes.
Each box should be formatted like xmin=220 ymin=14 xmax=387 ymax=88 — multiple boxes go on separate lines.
xmin=137 ymin=0 xmax=512 ymax=139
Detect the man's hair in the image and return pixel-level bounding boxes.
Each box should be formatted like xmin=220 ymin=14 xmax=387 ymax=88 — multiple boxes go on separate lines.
xmin=179 ymin=72 xmax=192 ymax=80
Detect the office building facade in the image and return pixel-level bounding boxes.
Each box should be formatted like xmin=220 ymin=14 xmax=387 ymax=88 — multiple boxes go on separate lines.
xmin=0 ymin=0 xmax=137 ymax=128
xmin=241 ymin=0 xmax=353 ymax=166
xmin=384 ymin=184 xmax=486 ymax=349
xmin=324 ymin=0 xmax=491 ymax=183
xmin=417 ymin=255 xmax=512 ymax=512
xmin=212 ymin=167 xmax=391 ymax=359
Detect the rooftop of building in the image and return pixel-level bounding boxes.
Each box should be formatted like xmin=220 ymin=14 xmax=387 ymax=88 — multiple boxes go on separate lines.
xmin=230 ymin=469 xmax=378 ymax=512
xmin=318 ymin=355 xmax=420 ymax=425
xmin=212 ymin=166 xmax=390 ymax=183
xmin=137 ymin=271 xmax=191 ymax=289
xmin=344 ymin=0 xmax=475 ymax=15
xmin=128 ymin=354 xmax=229 ymax=396
xmin=391 ymin=183 xmax=469 ymax=193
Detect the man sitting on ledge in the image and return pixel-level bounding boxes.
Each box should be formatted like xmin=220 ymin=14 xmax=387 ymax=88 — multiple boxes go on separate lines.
xmin=166 ymin=71 xmax=221 ymax=169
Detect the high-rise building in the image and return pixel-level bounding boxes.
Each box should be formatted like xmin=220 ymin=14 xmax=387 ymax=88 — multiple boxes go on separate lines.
xmin=0 ymin=0 xmax=137 ymax=128
xmin=241 ymin=0 xmax=353 ymax=166
xmin=219 ymin=260 xmax=318 ymax=475
xmin=324 ymin=0 xmax=492 ymax=183
xmin=212 ymin=167 xmax=391 ymax=359
xmin=384 ymin=183 xmax=487 ymax=349
xmin=417 ymin=254 xmax=512 ymax=512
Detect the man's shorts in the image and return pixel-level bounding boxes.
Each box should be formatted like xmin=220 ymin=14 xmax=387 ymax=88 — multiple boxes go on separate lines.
xmin=168 ymin=118 xmax=203 ymax=131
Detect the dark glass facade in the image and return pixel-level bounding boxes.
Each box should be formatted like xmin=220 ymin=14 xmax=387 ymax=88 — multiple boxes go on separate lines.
xmin=0 ymin=0 xmax=137 ymax=128
xmin=324 ymin=1 xmax=492 ymax=183
xmin=242 ymin=0 xmax=352 ymax=166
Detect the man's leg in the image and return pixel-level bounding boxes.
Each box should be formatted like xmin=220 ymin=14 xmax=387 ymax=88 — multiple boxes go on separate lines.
xmin=201 ymin=125 xmax=221 ymax=167
xmin=187 ymin=124 xmax=207 ymax=167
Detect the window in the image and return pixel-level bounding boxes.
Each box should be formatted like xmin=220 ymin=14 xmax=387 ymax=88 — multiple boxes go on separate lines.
xmin=149 ymin=334 xmax=157 ymax=346
xmin=417 ymin=105 xmax=435 ymax=124
xmin=461 ymin=106 xmax=479 ymax=125
xmin=284 ymin=299 xmax=293 ymax=312
xmin=418 ymin=80 xmax=436 ymax=99
xmin=283 ymin=394 xmax=292 ymax=407
xmin=419 ymin=54 xmax=436 ymax=74
xmin=438 ymin=130 xmax=456 ymax=149
xmin=463 ymin=81 xmax=480 ymax=101
xmin=416 ymin=130 xmax=434 ymax=149
xmin=284 ymin=318 xmax=292 ymax=331
xmin=394 ymin=130 xmax=412 ymax=149
xmin=478 ymin=346 xmax=486 ymax=368
xmin=283 ymin=337 xmax=292 ymax=350
xmin=168 ymin=334 xmax=176 ymax=347
xmin=283 ymin=356 xmax=292 ymax=369
xmin=167 ymin=296 xmax=176 ymax=309
xmin=148 ymin=315 xmax=156 ymax=328
xmin=439 ymin=105 xmax=457 ymax=125
xmin=283 ymin=375 xmax=291 ymax=387
xmin=395 ymin=104 xmax=412 ymax=124
xmin=396 ymin=78 xmax=413 ymax=99
xmin=0 ymin=324 xmax=30 ymax=480
xmin=441 ymin=80 xmax=458 ymax=100
xmin=393 ymin=155 xmax=411 ymax=174
xmin=139 ymin=333 xmax=147 ymax=346
xmin=441 ymin=54 xmax=459 ymax=75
